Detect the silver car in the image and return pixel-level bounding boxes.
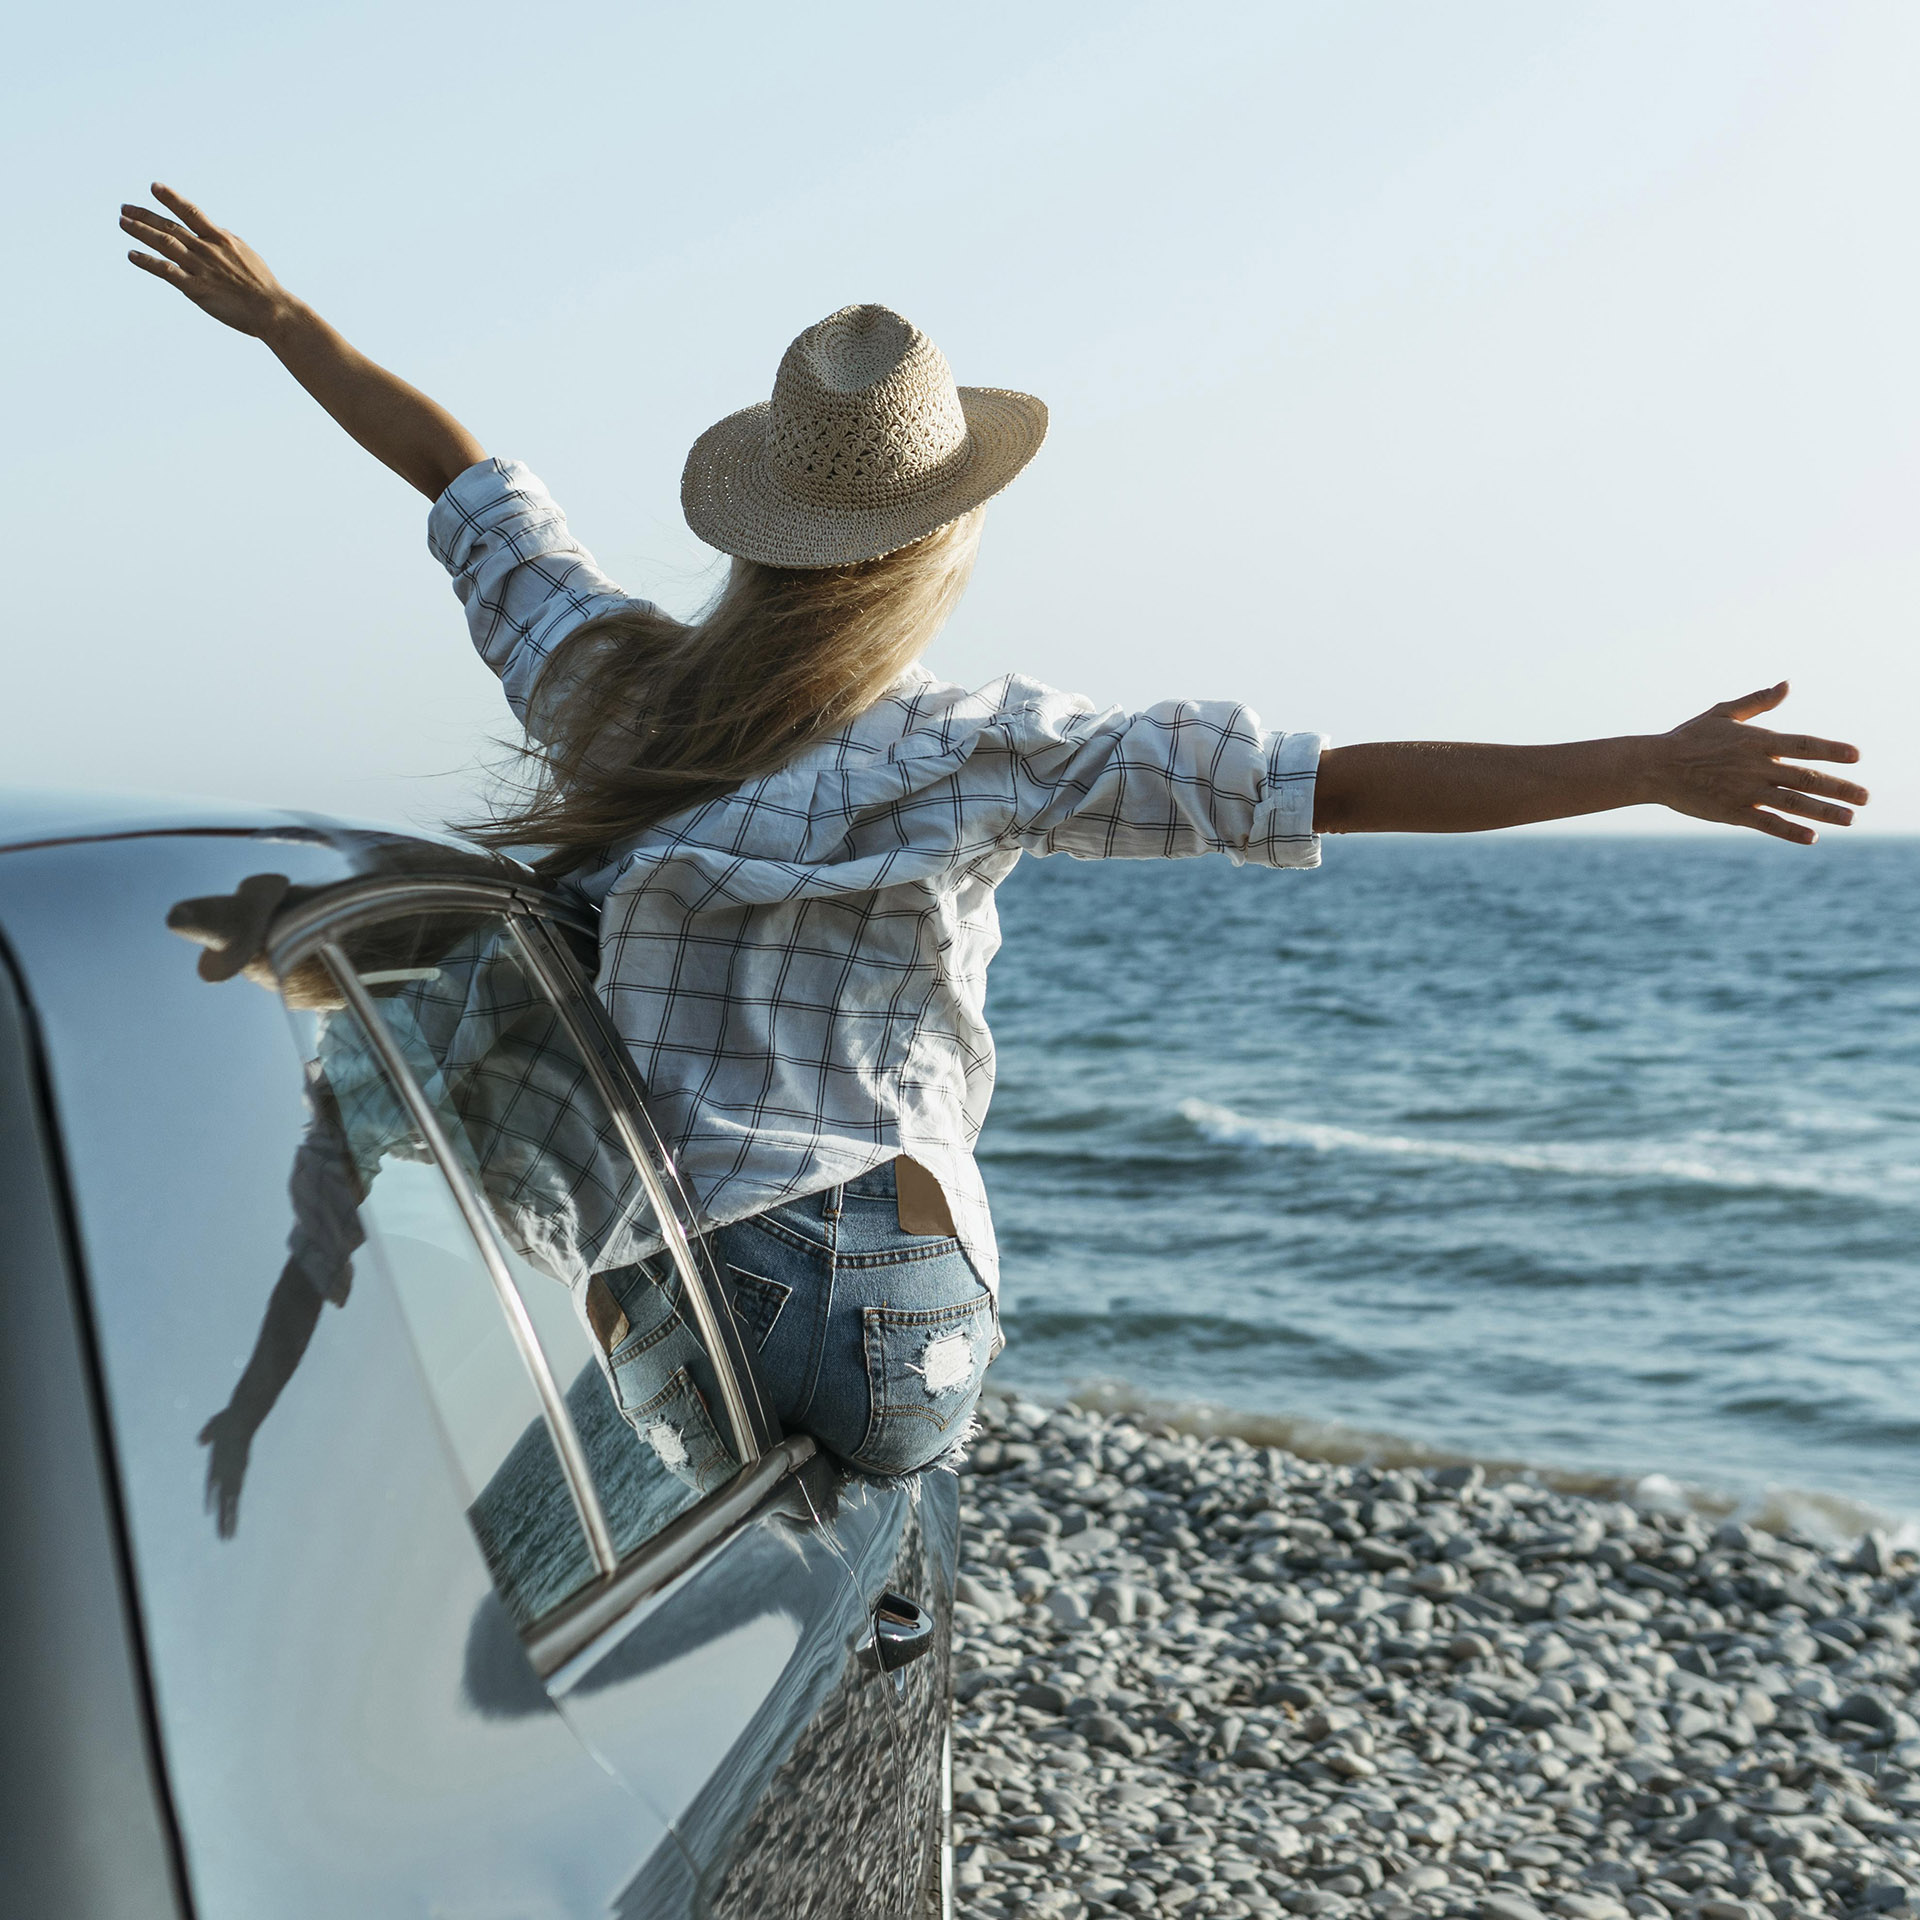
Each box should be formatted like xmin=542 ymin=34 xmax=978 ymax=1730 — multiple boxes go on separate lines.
xmin=0 ymin=793 xmax=956 ymax=1919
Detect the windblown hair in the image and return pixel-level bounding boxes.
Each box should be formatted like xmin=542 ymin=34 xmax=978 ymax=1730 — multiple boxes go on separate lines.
xmin=465 ymin=510 xmax=983 ymax=875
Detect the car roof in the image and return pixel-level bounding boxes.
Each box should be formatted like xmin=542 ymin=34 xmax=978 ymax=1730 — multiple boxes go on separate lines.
xmin=0 ymin=788 xmax=565 ymax=980
xmin=0 ymin=787 xmax=324 ymax=852
xmin=0 ymin=787 xmax=488 ymax=862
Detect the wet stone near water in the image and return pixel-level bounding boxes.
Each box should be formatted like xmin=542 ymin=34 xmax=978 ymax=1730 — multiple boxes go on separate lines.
xmin=949 ymin=1396 xmax=1920 ymax=1920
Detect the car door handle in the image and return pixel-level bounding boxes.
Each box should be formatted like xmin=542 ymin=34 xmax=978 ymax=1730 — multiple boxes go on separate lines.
xmin=862 ymin=1592 xmax=934 ymax=1673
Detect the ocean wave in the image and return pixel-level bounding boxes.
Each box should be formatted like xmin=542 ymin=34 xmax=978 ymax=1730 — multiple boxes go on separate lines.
xmin=1176 ymin=1097 xmax=1914 ymax=1203
xmin=993 ymin=1380 xmax=1920 ymax=1550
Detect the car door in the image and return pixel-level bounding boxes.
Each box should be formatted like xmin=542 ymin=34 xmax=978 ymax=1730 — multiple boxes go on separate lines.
xmin=874 ymin=1468 xmax=962 ymax=1917
xmin=0 ymin=834 xmax=690 ymax=1919
xmin=277 ymin=880 xmax=912 ymax=1916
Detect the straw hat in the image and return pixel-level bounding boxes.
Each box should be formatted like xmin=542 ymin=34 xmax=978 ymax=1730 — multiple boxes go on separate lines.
xmin=681 ymin=304 xmax=1048 ymax=568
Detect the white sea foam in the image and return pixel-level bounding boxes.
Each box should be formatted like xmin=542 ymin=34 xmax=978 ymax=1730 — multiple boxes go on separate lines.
xmin=1175 ymin=1097 xmax=1914 ymax=1202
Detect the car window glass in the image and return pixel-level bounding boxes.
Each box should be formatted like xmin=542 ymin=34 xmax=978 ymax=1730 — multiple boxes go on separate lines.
xmin=289 ymin=1084 xmax=599 ymax=1628
xmin=285 ymin=907 xmax=748 ymax=1619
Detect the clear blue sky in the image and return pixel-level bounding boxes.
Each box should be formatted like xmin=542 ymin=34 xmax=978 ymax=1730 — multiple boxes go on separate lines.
xmin=7 ymin=2 xmax=1916 ymax=833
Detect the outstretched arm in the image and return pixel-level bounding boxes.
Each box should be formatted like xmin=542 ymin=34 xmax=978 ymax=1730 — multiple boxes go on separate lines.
xmin=197 ymin=1261 xmax=327 ymax=1538
xmin=1314 ymin=683 xmax=1866 ymax=846
xmin=121 ymin=184 xmax=485 ymax=500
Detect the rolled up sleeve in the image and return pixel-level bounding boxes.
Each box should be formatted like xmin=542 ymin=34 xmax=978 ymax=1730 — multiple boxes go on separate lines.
xmin=427 ymin=458 xmax=651 ymax=732
xmin=1002 ymin=688 xmax=1325 ymax=868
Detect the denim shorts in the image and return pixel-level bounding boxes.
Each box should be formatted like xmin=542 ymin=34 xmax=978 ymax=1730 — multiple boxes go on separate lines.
xmin=709 ymin=1162 xmax=998 ymax=1476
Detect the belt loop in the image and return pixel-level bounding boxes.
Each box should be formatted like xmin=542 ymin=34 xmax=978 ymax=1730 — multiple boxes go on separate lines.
xmin=821 ymin=1182 xmax=844 ymax=1259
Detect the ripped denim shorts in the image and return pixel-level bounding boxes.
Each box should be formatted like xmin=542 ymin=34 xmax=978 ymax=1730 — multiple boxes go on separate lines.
xmin=709 ymin=1162 xmax=998 ymax=1477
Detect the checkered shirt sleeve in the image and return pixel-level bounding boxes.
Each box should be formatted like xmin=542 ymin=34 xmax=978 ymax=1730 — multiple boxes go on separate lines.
xmin=994 ymin=684 xmax=1323 ymax=869
xmin=428 ymin=457 xmax=654 ymax=737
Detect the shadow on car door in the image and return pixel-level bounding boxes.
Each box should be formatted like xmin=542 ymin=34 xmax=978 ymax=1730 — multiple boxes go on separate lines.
xmin=525 ymin=1448 xmax=910 ymax=1918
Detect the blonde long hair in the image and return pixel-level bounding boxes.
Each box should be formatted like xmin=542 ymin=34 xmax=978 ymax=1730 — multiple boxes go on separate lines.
xmin=467 ymin=510 xmax=983 ymax=875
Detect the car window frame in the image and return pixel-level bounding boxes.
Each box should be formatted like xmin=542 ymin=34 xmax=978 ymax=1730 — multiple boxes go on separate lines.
xmin=264 ymin=872 xmax=808 ymax=1675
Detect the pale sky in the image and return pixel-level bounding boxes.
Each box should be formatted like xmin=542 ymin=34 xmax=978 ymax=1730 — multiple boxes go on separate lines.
xmin=6 ymin=2 xmax=1916 ymax=834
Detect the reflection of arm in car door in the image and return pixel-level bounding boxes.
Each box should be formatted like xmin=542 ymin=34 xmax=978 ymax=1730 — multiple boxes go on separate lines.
xmin=196 ymin=1066 xmax=366 ymax=1536
xmin=196 ymin=993 xmax=454 ymax=1536
xmin=170 ymin=880 xmax=482 ymax=1532
xmin=172 ymin=880 xmax=729 ymax=1548
xmin=173 ymin=884 xmax=517 ymax=1535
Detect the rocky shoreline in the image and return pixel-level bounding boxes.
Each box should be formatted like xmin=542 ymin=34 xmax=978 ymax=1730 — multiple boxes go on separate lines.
xmin=947 ymin=1397 xmax=1920 ymax=1920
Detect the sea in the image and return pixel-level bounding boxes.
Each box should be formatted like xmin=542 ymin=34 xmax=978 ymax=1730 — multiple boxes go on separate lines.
xmin=980 ymin=836 xmax=1920 ymax=1543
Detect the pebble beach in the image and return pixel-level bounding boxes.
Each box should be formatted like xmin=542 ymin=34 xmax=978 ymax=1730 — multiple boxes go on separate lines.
xmin=947 ymin=1397 xmax=1920 ymax=1920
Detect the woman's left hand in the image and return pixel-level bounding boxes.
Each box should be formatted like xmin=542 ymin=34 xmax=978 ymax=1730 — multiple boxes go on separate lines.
xmin=117 ymin=180 xmax=486 ymax=499
xmin=1648 ymin=682 xmax=1867 ymax=845
xmin=121 ymin=184 xmax=296 ymax=338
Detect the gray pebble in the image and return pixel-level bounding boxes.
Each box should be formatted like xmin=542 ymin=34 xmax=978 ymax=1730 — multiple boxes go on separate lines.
xmin=1044 ymin=1586 xmax=1092 ymax=1630
xmin=1075 ymin=1711 xmax=1146 ymax=1757
xmin=1478 ymin=1897 xmax=1546 ymax=1920
xmin=1014 ymin=1680 xmax=1071 ymax=1714
xmin=1558 ymin=1899 xmax=1629 ymax=1920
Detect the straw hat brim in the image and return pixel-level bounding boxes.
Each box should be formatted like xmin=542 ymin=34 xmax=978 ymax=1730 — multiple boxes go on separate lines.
xmin=681 ymin=387 xmax=1049 ymax=568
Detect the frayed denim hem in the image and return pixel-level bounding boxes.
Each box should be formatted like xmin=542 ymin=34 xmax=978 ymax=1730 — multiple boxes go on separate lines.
xmin=844 ymin=1405 xmax=985 ymax=1489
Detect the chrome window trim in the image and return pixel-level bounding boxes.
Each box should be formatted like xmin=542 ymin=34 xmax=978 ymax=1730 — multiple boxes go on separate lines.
xmin=528 ymin=1435 xmax=817 ymax=1684
xmin=504 ymin=914 xmax=769 ymax=1462
xmin=268 ymin=876 xmax=596 ymax=962
xmin=317 ymin=941 xmax=621 ymax=1580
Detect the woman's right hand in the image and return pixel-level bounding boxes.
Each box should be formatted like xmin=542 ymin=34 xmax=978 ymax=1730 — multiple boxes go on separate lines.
xmin=1314 ymin=682 xmax=1867 ymax=841
xmin=121 ymin=184 xmax=297 ymax=339
xmin=1646 ymin=682 xmax=1866 ymax=845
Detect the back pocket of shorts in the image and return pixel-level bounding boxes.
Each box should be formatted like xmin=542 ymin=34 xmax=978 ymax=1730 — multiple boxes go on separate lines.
xmin=857 ymin=1291 xmax=996 ymax=1476
xmin=617 ymin=1363 xmax=734 ymax=1495
xmin=726 ymin=1265 xmax=792 ymax=1352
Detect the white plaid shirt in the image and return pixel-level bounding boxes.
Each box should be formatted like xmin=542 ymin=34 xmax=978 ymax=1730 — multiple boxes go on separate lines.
xmin=430 ymin=459 xmax=1324 ymax=1291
